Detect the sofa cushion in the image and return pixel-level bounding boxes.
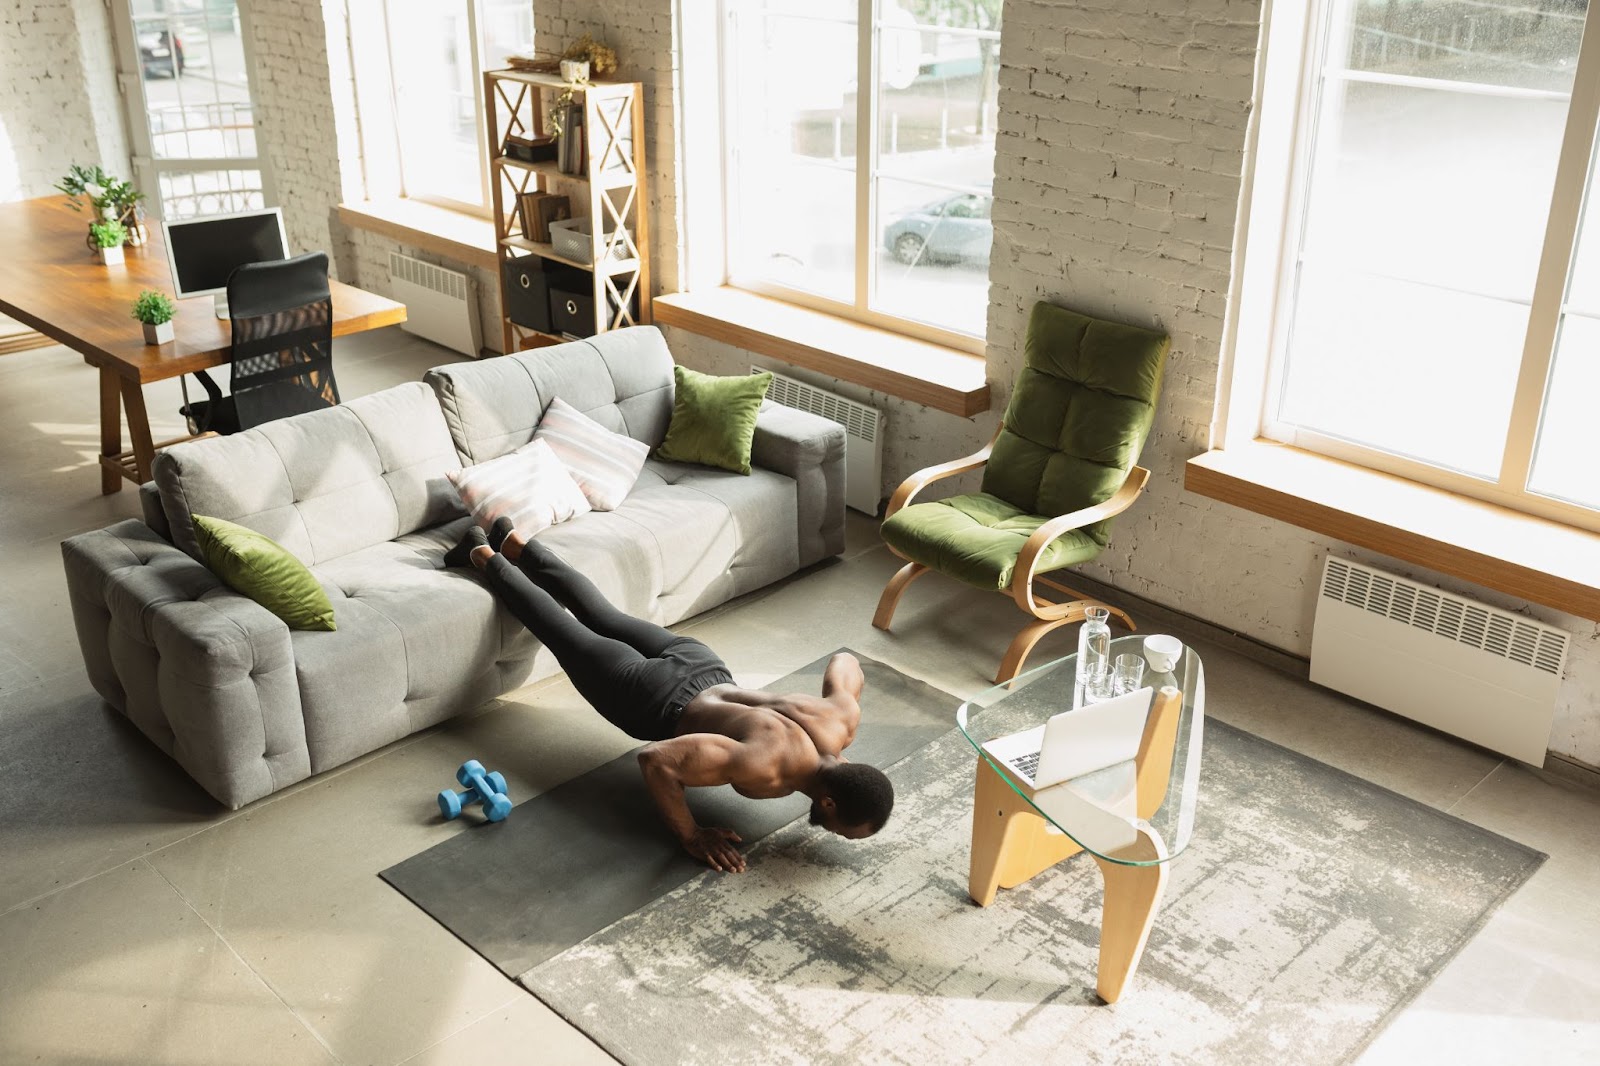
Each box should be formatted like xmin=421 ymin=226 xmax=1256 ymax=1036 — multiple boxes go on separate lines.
xmin=193 ymin=514 xmax=337 ymax=631
xmin=448 ymin=438 xmax=592 ymax=535
xmin=424 ymin=326 xmax=674 ymax=464
xmin=154 ymin=381 xmax=465 ymax=566
xmin=610 ymin=459 xmax=799 ymax=620
xmin=296 ymin=524 xmax=535 ymax=771
xmin=532 ymin=397 xmax=650 ymax=510
xmin=656 ymin=366 xmax=772 ymax=475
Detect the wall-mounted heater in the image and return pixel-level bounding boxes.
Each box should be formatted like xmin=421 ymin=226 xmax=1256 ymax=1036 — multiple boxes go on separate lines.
xmin=389 ymin=252 xmax=482 ymax=357
xmin=755 ymin=367 xmax=885 ymax=515
xmin=1310 ymin=555 xmax=1569 ymax=764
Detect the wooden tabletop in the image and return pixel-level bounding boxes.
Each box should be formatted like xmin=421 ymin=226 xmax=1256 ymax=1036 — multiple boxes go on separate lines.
xmin=0 ymin=196 xmax=407 ymax=383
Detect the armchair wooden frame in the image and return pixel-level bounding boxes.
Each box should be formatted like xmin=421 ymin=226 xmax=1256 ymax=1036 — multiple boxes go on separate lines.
xmin=872 ymin=424 xmax=1152 ymax=683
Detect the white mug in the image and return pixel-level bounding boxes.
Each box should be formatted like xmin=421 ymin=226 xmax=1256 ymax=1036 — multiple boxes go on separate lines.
xmin=1143 ymin=634 xmax=1183 ymax=673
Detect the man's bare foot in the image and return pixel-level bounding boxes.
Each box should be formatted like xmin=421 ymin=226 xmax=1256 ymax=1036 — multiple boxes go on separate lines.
xmin=469 ymin=544 xmax=495 ymax=570
xmin=501 ymin=528 xmax=527 ymax=563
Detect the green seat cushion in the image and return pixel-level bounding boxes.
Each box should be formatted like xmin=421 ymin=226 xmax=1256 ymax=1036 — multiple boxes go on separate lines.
xmin=192 ymin=514 xmax=336 ymax=631
xmin=880 ymin=493 xmax=1103 ymax=591
xmin=982 ymin=302 xmax=1169 ymax=544
xmin=655 ymin=366 xmax=772 ymax=475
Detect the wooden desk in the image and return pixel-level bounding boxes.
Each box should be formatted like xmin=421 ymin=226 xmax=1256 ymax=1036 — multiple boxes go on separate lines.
xmin=0 ymin=196 xmax=407 ymax=493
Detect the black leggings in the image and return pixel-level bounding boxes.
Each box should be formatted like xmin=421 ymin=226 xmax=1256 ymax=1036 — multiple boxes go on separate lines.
xmin=483 ymin=541 xmax=731 ymax=741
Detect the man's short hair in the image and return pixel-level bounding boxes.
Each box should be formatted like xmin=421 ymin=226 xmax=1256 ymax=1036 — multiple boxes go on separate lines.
xmin=821 ymin=763 xmax=895 ymax=832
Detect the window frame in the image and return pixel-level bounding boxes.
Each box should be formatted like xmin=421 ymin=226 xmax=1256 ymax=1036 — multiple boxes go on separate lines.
xmin=1224 ymin=0 xmax=1600 ymax=536
xmin=370 ymin=0 xmax=502 ymax=217
xmin=717 ymin=0 xmax=997 ymax=355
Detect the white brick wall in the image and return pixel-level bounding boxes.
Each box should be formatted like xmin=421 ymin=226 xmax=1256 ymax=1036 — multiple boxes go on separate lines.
xmin=0 ymin=0 xmax=129 ymax=202
xmin=242 ymin=0 xmax=355 ymax=277
xmin=532 ymin=0 xmax=682 ymax=292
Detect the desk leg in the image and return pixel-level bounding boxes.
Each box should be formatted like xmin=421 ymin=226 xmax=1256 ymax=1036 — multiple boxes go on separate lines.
xmin=119 ymin=378 xmax=156 ymax=484
xmin=99 ymin=368 xmax=122 ymax=495
xmin=1090 ymin=829 xmax=1168 ymax=1004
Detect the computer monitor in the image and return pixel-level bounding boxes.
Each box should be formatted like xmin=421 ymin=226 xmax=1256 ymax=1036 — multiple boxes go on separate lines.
xmin=163 ymin=207 xmax=289 ymax=318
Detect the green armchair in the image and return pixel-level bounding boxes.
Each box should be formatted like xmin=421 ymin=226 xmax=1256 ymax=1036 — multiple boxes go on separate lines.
xmin=873 ymin=301 xmax=1170 ymax=682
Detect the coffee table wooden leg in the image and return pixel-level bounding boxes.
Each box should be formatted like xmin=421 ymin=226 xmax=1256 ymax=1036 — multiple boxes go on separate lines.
xmin=1090 ymin=829 xmax=1168 ymax=1004
xmin=969 ymin=757 xmax=1084 ymax=906
xmin=119 ymin=378 xmax=156 ymax=484
xmin=99 ymin=368 xmax=122 ymax=494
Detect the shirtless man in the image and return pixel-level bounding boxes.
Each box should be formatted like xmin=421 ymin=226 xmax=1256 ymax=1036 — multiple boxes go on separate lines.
xmin=453 ymin=521 xmax=895 ymax=872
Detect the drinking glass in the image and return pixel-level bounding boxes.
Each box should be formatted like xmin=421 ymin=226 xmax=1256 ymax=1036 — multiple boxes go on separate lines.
xmin=1112 ymin=653 xmax=1145 ymax=696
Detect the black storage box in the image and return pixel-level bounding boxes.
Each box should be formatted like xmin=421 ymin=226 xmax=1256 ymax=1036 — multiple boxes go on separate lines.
xmin=502 ymin=258 xmax=556 ymax=333
xmin=549 ymin=281 xmax=637 ymax=338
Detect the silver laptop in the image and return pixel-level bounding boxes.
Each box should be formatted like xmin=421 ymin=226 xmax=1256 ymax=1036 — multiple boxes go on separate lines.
xmin=982 ymin=687 xmax=1153 ymax=789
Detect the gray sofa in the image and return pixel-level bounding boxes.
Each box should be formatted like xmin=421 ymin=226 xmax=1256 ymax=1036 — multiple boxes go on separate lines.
xmin=62 ymin=327 xmax=845 ymax=808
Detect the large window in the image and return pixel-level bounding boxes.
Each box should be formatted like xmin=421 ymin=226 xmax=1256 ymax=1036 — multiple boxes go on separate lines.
xmin=1255 ymin=0 xmax=1600 ymax=528
xmin=114 ymin=0 xmax=268 ymax=220
xmin=380 ymin=0 xmax=532 ymax=211
xmin=724 ymin=0 xmax=1001 ymax=344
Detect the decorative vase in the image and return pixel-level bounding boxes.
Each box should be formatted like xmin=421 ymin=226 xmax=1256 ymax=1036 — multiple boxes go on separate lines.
xmin=560 ymin=59 xmax=589 ymax=83
xmin=142 ymin=319 xmax=174 ymax=345
xmin=97 ymin=244 xmax=125 ymax=266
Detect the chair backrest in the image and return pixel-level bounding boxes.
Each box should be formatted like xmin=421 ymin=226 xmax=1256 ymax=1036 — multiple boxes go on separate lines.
xmin=227 ymin=251 xmax=337 ymax=430
xmin=982 ymin=302 xmax=1169 ymax=544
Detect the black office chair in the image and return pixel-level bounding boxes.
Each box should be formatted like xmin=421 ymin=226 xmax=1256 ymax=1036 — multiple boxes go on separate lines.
xmin=180 ymin=251 xmax=340 ymax=435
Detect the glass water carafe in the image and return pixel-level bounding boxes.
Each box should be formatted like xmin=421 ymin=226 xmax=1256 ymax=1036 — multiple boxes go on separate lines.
xmin=1075 ymin=605 xmax=1112 ymax=700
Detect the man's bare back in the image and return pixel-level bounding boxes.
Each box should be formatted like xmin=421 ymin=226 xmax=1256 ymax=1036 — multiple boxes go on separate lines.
xmin=637 ymin=652 xmax=883 ymax=872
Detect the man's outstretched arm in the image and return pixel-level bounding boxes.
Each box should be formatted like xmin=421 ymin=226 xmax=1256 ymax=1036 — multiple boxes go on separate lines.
xmin=636 ymin=735 xmax=748 ymax=872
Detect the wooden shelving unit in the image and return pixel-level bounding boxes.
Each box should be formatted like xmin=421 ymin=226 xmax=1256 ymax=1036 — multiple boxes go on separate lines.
xmin=483 ymin=69 xmax=651 ymax=353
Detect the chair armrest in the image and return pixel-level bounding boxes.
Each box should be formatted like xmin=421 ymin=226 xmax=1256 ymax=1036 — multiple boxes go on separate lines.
xmin=1010 ymin=465 xmax=1151 ymax=612
xmin=751 ymin=401 xmax=847 ymax=565
xmin=884 ymin=430 xmax=999 ymax=520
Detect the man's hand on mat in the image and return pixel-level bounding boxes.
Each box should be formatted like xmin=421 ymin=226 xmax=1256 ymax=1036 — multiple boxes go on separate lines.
xmin=685 ymin=826 xmax=746 ymax=872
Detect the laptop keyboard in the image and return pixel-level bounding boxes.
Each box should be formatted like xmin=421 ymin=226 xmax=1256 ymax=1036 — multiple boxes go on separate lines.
xmin=1011 ymin=750 xmax=1041 ymax=779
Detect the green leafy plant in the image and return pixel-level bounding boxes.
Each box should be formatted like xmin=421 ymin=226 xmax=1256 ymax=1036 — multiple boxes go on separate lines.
xmin=88 ymin=219 xmax=127 ymax=249
xmin=131 ymin=290 xmax=176 ymax=325
xmin=56 ymin=164 xmax=144 ymax=219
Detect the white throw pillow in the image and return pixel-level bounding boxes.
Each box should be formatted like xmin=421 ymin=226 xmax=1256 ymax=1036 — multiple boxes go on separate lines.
xmin=447 ymin=438 xmax=592 ymax=536
xmin=529 ymin=396 xmax=650 ymax=511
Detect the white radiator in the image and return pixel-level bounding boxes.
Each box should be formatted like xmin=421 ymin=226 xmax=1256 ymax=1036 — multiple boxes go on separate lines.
xmin=754 ymin=367 xmax=885 ymax=514
xmin=388 ymin=252 xmax=482 ymax=357
xmin=1310 ymin=556 xmax=1569 ymax=764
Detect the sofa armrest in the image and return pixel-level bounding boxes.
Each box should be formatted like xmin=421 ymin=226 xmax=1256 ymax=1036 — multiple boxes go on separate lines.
xmin=61 ymin=520 xmax=312 ymax=809
xmin=139 ymin=481 xmax=172 ymax=542
xmin=751 ymin=401 xmax=847 ymax=566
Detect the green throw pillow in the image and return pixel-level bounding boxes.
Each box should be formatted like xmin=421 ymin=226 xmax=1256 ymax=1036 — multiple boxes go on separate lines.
xmin=655 ymin=366 xmax=772 ymax=475
xmin=192 ymin=515 xmax=336 ymax=632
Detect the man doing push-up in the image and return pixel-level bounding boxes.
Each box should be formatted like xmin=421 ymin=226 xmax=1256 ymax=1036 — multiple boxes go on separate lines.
xmin=447 ymin=520 xmax=894 ymax=872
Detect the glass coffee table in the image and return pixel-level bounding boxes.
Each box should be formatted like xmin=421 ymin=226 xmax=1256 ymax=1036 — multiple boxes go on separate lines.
xmin=956 ymin=635 xmax=1205 ymax=1003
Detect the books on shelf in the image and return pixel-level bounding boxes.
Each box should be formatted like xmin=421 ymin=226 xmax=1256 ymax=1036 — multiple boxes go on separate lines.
xmin=558 ymin=103 xmax=585 ymax=174
xmin=517 ymin=192 xmax=572 ymax=243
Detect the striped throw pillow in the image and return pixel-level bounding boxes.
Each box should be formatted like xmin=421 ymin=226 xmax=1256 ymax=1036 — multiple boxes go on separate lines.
xmin=447 ymin=438 xmax=592 ymax=536
xmin=530 ymin=397 xmax=650 ymax=511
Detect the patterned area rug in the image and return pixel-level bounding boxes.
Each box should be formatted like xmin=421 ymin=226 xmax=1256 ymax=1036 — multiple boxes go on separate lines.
xmin=522 ymin=698 xmax=1544 ymax=1066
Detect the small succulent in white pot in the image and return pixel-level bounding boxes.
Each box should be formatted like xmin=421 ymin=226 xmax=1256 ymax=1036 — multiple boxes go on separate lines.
xmin=132 ymin=289 xmax=176 ymax=345
xmin=89 ymin=218 xmax=127 ymax=265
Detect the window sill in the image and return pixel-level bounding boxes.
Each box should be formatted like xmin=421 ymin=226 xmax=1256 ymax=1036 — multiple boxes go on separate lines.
xmin=1185 ymin=440 xmax=1600 ymax=620
xmin=653 ymin=288 xmax=991 ymax=416
xmin=336 ymin=199 xmax=499 ymax=271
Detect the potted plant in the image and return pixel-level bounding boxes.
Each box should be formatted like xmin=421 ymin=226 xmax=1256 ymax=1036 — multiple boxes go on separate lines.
xmin=131 ymin=290 xmax=177 ymax=345
xmin=57 ymin=164 xmax=149 ymax=246
xmin=89 ymin=219 xmax=128 ymax=266
xmin=561 ymin=33 xmax=617 ymax=78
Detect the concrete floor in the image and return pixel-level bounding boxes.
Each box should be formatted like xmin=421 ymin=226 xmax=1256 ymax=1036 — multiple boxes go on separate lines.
xmin=0 ymin=330 xmax=1596 ymax=1065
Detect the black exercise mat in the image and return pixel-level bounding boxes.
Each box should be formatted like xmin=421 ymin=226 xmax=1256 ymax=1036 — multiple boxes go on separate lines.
xmin=380 ymin=649 xmax=958 ymax=976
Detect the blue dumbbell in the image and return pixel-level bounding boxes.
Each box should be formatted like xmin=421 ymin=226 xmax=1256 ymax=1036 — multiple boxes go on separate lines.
xmin=437 ymin=759 xmax=512 ymax=822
